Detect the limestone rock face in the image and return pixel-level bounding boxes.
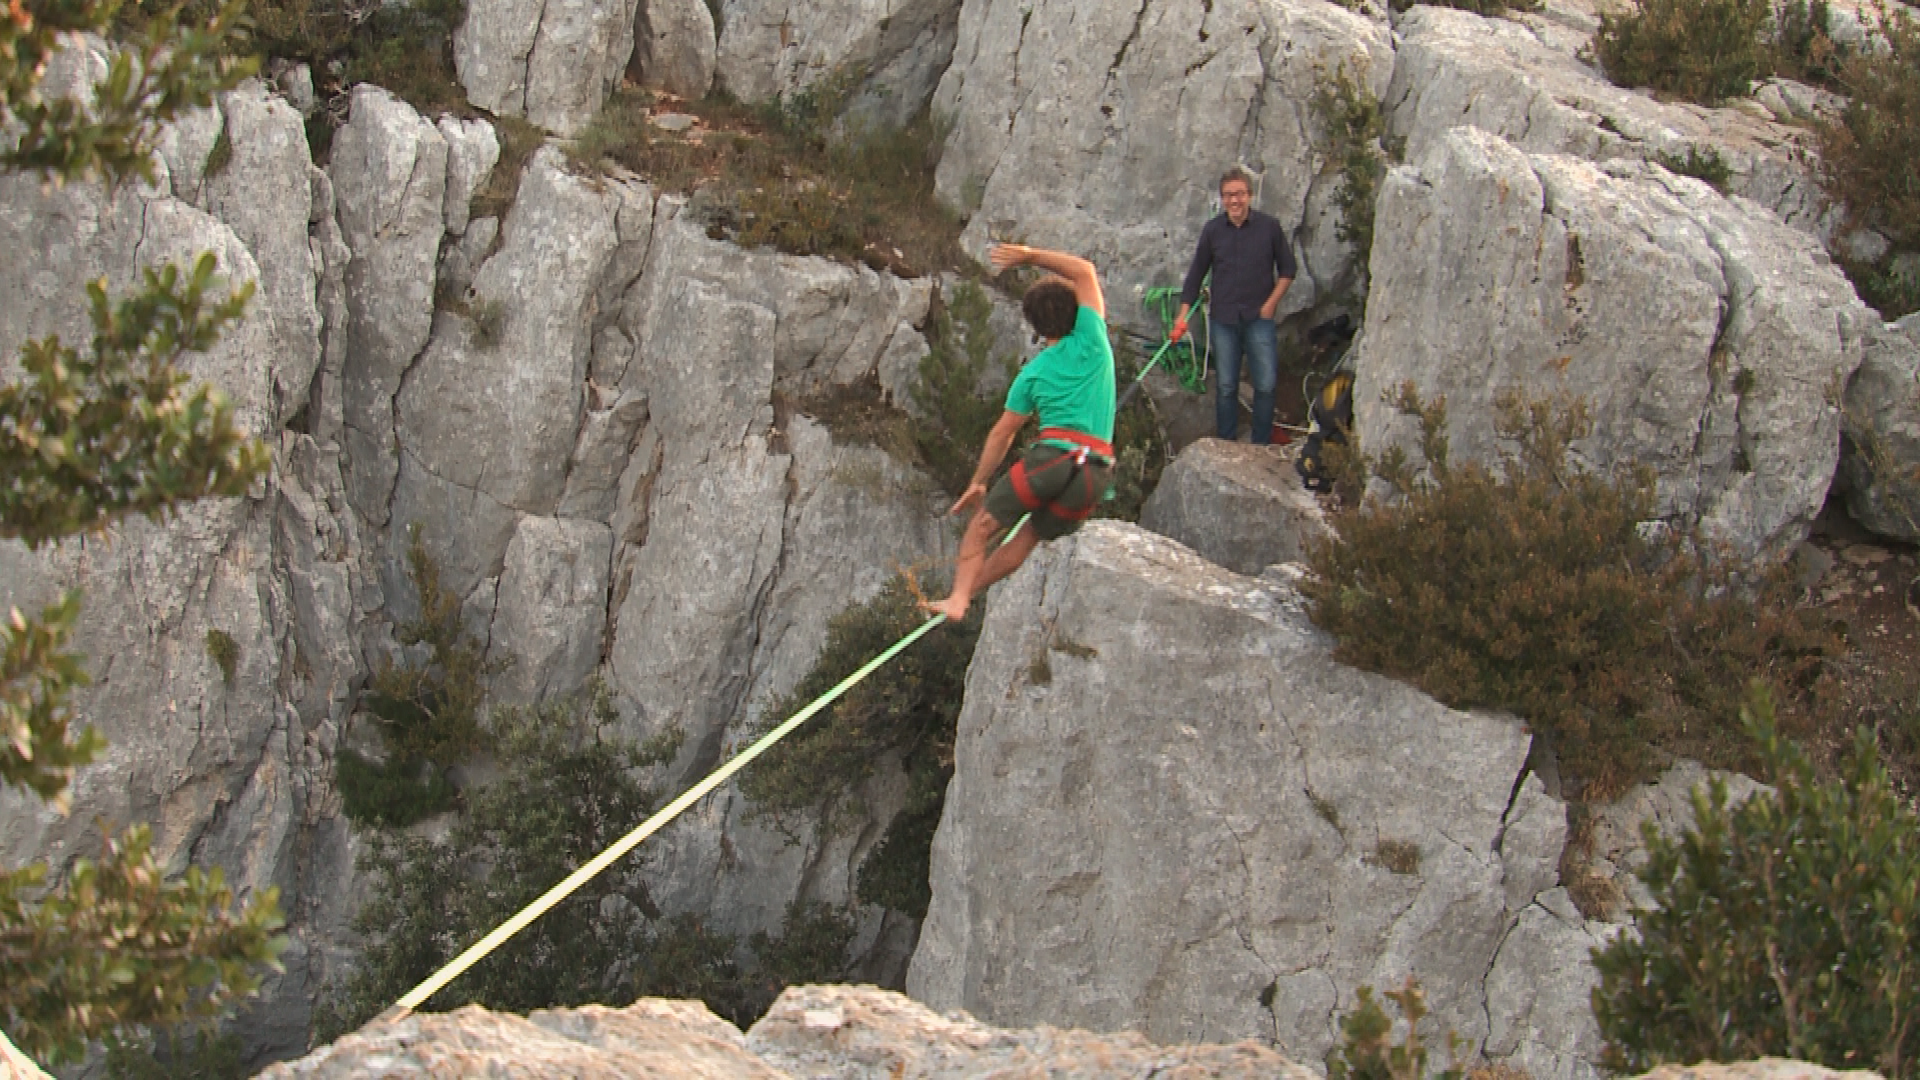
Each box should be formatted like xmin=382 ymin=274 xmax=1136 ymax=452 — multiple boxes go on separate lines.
xmin=631 ymin=0 xmax=717 ymax=99
xmin=387 ymin=144 xmax=645 ymax=609
xmin=907 ymin=522 xmax=1555 ymax=1068
xmin=714 ymin=0 xmax=959 ymax=128
xmin=456 ymin=0 xmax=639 ymax=135
xmin=1354 ymin=126 xmax=1868 ymax=559
xmin=329 ymin=85 xmax=449 ymax=529
xmin=1139 ymin=439 xmax=1333 ymax=576
xmin=488 ymin=516 xmax=616 ymax=705
xmin=0 ymin=46 xmax=370 ymax=1063
xmin=932 ymin=0 xmax=1393 ymax=335
xmin=1387 ymin=5 xmax=1834 ymax=240
xmin=1839 ymin=313 xmax=1920 ymax=542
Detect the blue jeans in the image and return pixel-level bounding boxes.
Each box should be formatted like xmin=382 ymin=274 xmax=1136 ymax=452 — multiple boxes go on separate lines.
xmin=1213 ymin=317 xmax=1278 ymax=444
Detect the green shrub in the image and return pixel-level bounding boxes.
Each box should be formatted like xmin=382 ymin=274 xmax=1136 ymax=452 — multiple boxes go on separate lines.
xmin=104 ymin=1027 xmax=245 ymax=1080
xmin=739 ymin=574 xmax=981 ymax=915
xmin=1593 ymin=685 xmax=1920 ymax=1077
xmin=1303 ymin=388 xmax=1837 ymax=796
xmin=1654 ymin=145 xmax=1733 ymax=191
xmin=1821 ymin=5 xmax=1920 ymax=318
xmin=1771 ymin=0 xmax=1847 ymax=85
xmin=1325 ymin=978 xmax=1462 ymax=1080
xmin=911 ymin=281 xmax=1021 ymax=496
xmin=335 ymin=529 xmax=505 ymax=826
xmin=204 ymin=628 xmax=238 ymax=684
xmin=1594 ymin=0 xmax=1771 ymax=104
xmin=1311 ymin=66 xmax=1390 ymax=279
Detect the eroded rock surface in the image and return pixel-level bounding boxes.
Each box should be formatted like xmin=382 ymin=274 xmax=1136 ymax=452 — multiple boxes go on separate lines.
xmin=715 ymin=0 xmax=960 ymax=129
xmin=932 ymin=0 xmax=1393 ymax=335
xmin=1839 ymin=313 xmax=1920 ymax=542
xmin=1354 ymin=126 xmax=1867 ymax=558
xmin=1139 ymin=439 xmax=1333 ymax=576
xmin=907 ymin=521 xmax=1561 ymax=1069
xmin=456 ymin=0 xmax=639 ymax=134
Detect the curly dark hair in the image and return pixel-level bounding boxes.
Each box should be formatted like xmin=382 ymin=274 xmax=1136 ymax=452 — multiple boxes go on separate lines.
xmin=1022 ymin=278 xmax=1079 ymax=341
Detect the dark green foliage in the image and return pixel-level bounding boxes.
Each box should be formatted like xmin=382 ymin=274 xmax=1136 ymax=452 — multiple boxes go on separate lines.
xmin=1655 ymin=145 xmax=1733 ymax=191
xmin=1820 ymin=6 xmax=1920 ymax=318
xmin=319 ymin=686 xmax=851 ymax=1035
xmin=855 ymin=786 xmax=944 ymax=917
xmin=204 ymin=628 xmax=238 ymax=685
xmin=104 ymin=1026 xmax=246 ymax=1080
xmin=1326 ymin=979 xmax=1462 ymax=1080
xmin=318 ymin=686 xmax=682 ymax=1034
xmin=740 ymin=575 xmax=981 ymax=914
xmin=6 ymin=0 xmax=254 ymax=183
xmin=912 ymin=281 xmax=1021 ymax=496
xmin=0 ymin=829 xmax=286 ymax=1063
xmin=1303 ymin=388 xmax=1837 ymax=796
xmin=335 ymin=531 xmax=505 ymax=826
xmin=1 ymin=255 xmax=268 ymax=551
xmin=1 ymin=3 xmax=284 ymax=1060
xmin=735 ymin=184 xmax=864 ymax=259
xmin=1593 ymin=686 xmax=1920 ymax=1078
xmin=1594 ymin=0 xmax=1771 ymax=104
xmin=1311 ymin=66 xmax=1390 ymax=281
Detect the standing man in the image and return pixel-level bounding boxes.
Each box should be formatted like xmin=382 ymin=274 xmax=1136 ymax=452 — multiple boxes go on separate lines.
xmin=922 ymin=241 xmax=1116 ymax=622
xmin=1173 ymin=167 xmax=1296 ymax=444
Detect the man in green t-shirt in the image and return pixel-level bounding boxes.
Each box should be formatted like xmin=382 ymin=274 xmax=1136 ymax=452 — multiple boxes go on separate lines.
xmin=923 ymin=241 xmax=1117 ymax=622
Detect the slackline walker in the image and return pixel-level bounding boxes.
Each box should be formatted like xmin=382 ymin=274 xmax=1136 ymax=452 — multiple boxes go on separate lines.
xmin=376 ymin=513 xmax=1035 ymax=1022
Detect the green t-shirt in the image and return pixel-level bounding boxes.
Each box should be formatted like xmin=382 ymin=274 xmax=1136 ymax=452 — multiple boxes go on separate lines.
xmin=1005 ymin=306 xmax=1116 ymax=442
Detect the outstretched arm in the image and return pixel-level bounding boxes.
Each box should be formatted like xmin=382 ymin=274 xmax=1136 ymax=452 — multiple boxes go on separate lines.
xmin=989 ymin=243 xmax=1105 ymax=319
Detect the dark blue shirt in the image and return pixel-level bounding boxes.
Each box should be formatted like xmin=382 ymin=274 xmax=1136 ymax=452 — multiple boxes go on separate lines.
xmin=1180 ymin=210 xmax=1298 ymax=325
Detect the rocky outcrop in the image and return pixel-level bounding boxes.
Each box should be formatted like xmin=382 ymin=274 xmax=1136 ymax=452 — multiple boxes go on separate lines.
xmin=714 ymin=0 xmax=960 ymax=130
xmin=630 ymin=0 xmax=718 ymax=100
xmin=1839 ymin=313 xmax=1920 ymax=542
xmin=455 ymin=0 xmax=639 ymax=135
xmin=330 ymin=85 xmax=450 ymax=531
xmin=1354 ymin=125 xmax=1868 ymax=559
xmin=907 ymin=521 xmax=1567 ymax=1070
xmin=1386 ymin=4 xmax=1836 ymax=240
xmin=932 ymin=0 xmax=1393 ymax=335
xmin=0 ymin=56 xmax=370 ymax=1064
xmin=1139 ymin=439 xmax=1333 ymax=576
xmin=255 ymin=985 xmax=1318 ymax=1077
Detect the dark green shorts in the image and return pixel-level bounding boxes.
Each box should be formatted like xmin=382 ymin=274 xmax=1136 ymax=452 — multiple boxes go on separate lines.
xmin=985 ymin=444 xmax=1115 ymax=542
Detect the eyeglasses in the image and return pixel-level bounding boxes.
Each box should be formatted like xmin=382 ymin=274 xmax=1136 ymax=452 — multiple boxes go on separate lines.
xmin=1221 ymin=189 xmax=1251 ymax=200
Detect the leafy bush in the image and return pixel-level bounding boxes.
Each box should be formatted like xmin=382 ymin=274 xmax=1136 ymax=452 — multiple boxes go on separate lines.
xmin=105 ymin=1027 xmax=246 ymax=1080
xmin=204 ymin=628 xmax=239 ymax=684
xmin=739 ymin=574 xmax=981 ymax=916
xmin=335 ymin=530 xmax=505 ymax=826
xmin=1593 ymin=686 xmax=1920 ymax=1077
xmin=1325 ymin=978 xmax=1462 ymax=1080
xmin=1594 ymin=0 xmax=1772 ymax=104
xmin=1303 ymin=388 xmax=1837 ymax=796
xmin=1820 ymin=5 xmax=1920 ymax=318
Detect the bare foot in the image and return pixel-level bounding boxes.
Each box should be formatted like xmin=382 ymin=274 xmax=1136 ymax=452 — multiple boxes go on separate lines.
xmin=921 ymin=594 xmax=970 ymax=621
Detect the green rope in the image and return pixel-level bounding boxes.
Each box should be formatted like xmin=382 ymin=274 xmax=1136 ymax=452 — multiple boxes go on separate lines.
xmin=1141 ymin=285 xmax=1209 ymax=395
xmin=386 ymin=516 xmax=1031 ymax=1018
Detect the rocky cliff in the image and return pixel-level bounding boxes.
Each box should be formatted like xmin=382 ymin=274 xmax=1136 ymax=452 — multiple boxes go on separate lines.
xmin=4 ymin=0 xmax=1918 ymax=1067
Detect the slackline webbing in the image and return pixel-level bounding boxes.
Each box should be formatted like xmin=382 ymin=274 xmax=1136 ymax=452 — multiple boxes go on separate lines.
xmin=386 ymin=514 xmax=1032 ymax=1018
